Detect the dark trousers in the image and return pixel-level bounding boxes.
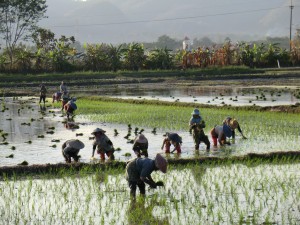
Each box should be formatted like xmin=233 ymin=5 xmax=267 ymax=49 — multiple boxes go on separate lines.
xmin=193 ymin=129 xmax=210 ymax=150
xmin=39 ymin=95 xmax=46 ymax=104
xmin=129 ymin=181 xmax=146 ymax=198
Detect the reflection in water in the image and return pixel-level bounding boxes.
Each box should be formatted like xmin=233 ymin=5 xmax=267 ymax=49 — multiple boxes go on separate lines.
xmin=109 ymin=86 xmax=299 ymax=107
xmin=39 ymin=105 xmax=46 ymax=112
xmin=1 ymin=95 xmax=300 ymax=166
xmin=127 ymin=198 xmax=169 ymax=225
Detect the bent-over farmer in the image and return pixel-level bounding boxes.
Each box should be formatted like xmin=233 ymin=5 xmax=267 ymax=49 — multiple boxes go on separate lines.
xmin=125 ymin=153 xmax=167 ymax=199
xmin=91 ymin=128 xmax=115 ymax=160
xmin=62 ymin=139 xmax=85 ymax=163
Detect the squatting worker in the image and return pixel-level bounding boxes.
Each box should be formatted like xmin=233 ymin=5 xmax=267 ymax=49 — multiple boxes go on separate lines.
xmin=125 ymin=153 xmax=167 ymax=199
xmin=62 ymin=139 xmax=85 ymax=163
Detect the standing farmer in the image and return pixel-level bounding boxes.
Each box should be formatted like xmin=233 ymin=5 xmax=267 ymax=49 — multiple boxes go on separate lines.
xmin=60 ymin=81 xmax=68 ymax=95
xmin=189 ymin=108 xmax=210 ymax=150
xmin=125 ymin=153 xmax=167 ymax=199
xmin=39 ymin=84 xmax=47 ymax=104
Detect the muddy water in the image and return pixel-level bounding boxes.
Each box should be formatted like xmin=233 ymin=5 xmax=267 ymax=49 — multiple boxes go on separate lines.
xmin=108 ymin=86 xmax=299 ymax=106
xmin=0 ymin=95 xmax=298 ymax=167
xmin=0 ymin=97 xmax=197 ymax=166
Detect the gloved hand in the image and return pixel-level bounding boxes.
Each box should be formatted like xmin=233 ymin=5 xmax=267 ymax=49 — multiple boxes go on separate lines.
xmin=156 ymin=181 xmax=164 ymax=187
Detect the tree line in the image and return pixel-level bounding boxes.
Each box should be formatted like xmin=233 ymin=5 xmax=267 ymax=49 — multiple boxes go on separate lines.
xmin=0 ymin=0 xmax=300 ymax=74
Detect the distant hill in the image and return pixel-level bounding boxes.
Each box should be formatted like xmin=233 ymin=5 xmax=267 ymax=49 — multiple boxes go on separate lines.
xmin=34 ymin=0 xmax=300 ymax=44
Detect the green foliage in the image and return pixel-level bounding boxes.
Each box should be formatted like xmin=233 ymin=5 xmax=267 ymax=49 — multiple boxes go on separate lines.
xmin=0 ymin=0 xmax=47 ymax=67
xmin=123 ymin=42 xmax=145 ymax=71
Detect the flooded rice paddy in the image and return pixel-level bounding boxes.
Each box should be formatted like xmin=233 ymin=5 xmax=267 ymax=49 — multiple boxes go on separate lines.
xmin=1 ymin=163 xmax=299 ymax=224
xmin=109 ymin=85 xmax=300 ymax=106
xmin=0 ymin=93 xmax=300 ymax=167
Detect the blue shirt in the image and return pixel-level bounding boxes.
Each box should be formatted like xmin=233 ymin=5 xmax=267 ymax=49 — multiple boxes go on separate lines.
xmin=189 ymin=116 xmax=202 ymax=125
xmin=135 ymin=158 xmax=156 ymax=177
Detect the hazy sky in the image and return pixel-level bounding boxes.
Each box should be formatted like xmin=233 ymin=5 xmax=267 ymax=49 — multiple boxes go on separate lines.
xmin=38 ymin=0 xmax=300 ymax=44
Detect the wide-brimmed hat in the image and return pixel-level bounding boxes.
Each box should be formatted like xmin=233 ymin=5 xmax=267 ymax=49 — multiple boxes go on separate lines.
xmin=134 ymin=134 xmax=148 ymax=144
xmin=155 ymin=153 xmax=167 ymax=173
xmin=223 ymin=124 xmax=232 ymax=138
xmin=67 ymin=139 xmax=85 ymax=149
xmin=168 ymin=133 xmax=182 ymax=143
xmin=191 ymin=108 xmax=200 ymax=115
xmin=91 ymin=128 xmax=106 ymax=134
xmin=229 ymin=119 xmax=239 ymax=129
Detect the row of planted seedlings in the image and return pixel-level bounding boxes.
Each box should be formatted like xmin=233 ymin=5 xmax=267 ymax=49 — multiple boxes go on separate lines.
xmin=1 ymin=157 xmax=300 ymax=224
xmin=76 ymin=97 xmax=300 ymax=154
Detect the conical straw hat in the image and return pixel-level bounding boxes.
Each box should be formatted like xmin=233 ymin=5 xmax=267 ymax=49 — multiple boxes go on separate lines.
xmin=67 ymin=139 xmax=85 ymax=149
xmin=168 ymin=133 xmax=182 ymax=143
xmin=229 ymin=119 xmax=239 ymax=129
xmin=155 ymin=153 xmax=167 ymax=173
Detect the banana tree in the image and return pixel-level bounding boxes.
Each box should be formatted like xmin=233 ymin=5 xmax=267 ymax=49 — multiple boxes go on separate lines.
xmin=107 ymin=44 xmax=124 ymax=72
xmin=146 ymin=47 xmax=174 ymax=70
xmin=47 ymin=35 xmax=76 ymax=72
xmin=252 ymin=43 xmax=265 ymax=67
xmin=262 ymin=43 xmax=280 ymax=67
xmin=14 ymin=46 xmax=34 ymax=72
xmin=238 ymin=42 xmax=254 ymax=68
xmin=83 ymin=43 xmax=110 ymax=71
xmin=123 ymin=43 xmax=145 ymax=71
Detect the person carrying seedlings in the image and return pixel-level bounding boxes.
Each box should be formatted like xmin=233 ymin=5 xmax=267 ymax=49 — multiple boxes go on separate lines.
xmin=210 ymin=124 xmax=232 ymax=146
xmin=161 ymin=134 xmax=171 ymax=153
xmin=133 ymin=134 xmax=149 ymax=157
xmin=162 ymin=132 xmax=182 ymax=153
xmin=39 ymin=84 xmax=47 ymax=104
xmin=189 ymin=108 xmax=210 ymax=150
xmin=125 ymin=153 xmax=167 ymax=199
xmin=64 ymin=97 xmax=77 ymax=119
xmin=62 ymin=139 xmax=84 ymax=163
xmin=223 ymin=117 xmax=247 ymax=139
xmin=91 ymin=128 xmax=115 ymax=160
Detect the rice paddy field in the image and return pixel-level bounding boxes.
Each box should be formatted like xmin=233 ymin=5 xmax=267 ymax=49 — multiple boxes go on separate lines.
xmin=1 ymin=160 xmax=300 ymax=225
xmin=1 ymin=83 xmax=300 ymax=224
